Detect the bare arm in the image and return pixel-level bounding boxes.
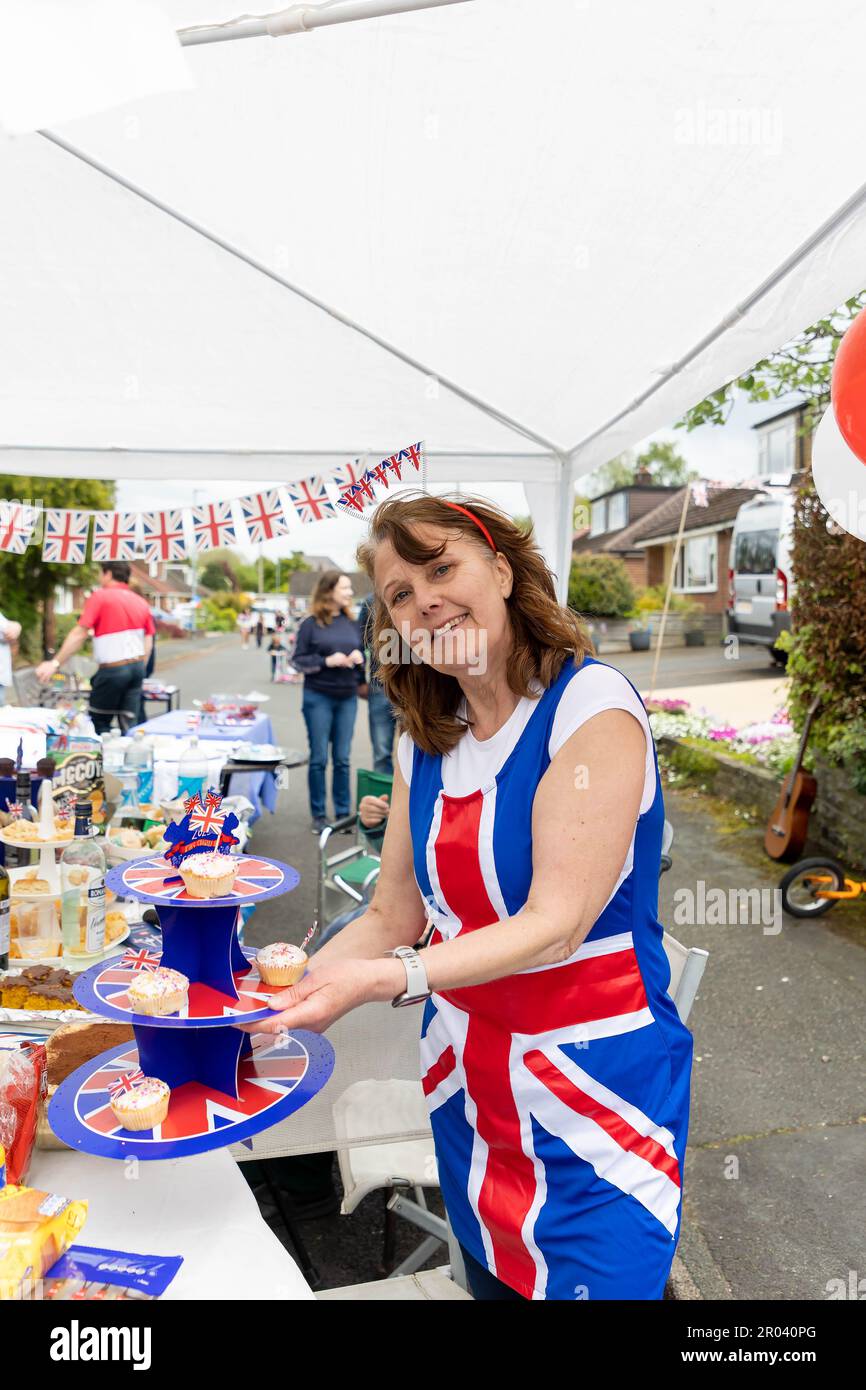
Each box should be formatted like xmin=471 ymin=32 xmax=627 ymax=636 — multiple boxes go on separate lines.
xmin=35 ymin=622 xmax=89 ymax=682
xmin=249 ymin=709 xmax=647 ymax=1034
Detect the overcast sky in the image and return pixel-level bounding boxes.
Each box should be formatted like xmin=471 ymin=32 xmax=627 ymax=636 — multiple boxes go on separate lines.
xmin=116 ymin=390 xmax=795 ymax=571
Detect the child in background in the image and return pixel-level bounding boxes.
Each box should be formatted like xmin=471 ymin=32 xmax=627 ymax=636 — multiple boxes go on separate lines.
xmin=267 ymin=632 xmax=284 ymax=682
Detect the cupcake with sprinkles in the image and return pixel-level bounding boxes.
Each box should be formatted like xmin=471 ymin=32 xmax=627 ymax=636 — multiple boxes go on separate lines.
xmin=256 ymin=942 xmax=308 ymax=987
xmin=109 ymin=1071 xmax=171 ymax=1131
xmin=127 ymin=966 xmax=189 ymax=1017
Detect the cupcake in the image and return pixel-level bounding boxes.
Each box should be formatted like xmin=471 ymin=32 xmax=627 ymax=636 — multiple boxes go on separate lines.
xmin=110 ymin=1075 xmax=170 ymax=1131
xmin=127 ymin=966 xmax=189 ymax=1017
xmin=256 ymin=942 xmax=308 ymax=987
xmin=180 ymin=852 xmax=237 ymax=900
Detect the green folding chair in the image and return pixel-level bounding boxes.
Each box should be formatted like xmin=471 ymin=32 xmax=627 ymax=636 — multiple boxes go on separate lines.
xmin=316 ymin=769 xmax=393 ymax=933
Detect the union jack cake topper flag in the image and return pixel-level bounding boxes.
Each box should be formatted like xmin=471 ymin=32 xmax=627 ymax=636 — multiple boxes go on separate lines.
xmin=162 ymin=787 xmax=240 ymax=868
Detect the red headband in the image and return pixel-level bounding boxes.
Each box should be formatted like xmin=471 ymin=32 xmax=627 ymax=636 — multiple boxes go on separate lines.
xmin=441 ymin=501 xmax=496 ymax=551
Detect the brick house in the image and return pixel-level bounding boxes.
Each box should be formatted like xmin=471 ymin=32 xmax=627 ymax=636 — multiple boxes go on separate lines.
xmin=617 ymin=486 xmax=765 ymax=614
xmin=572 ymin=474 xmax=681 ymax=587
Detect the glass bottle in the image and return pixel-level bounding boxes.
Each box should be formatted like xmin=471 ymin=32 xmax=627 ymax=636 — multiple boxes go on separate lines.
xmin=60 ymin=801 xmax=106 ymax=957
xmin=7 ymin=770 xmax=36 ymax=870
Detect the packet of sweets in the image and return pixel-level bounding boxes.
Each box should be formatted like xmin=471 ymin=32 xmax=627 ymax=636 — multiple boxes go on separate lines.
xmin=43 ymin=1245 xmax=183 ymax=1300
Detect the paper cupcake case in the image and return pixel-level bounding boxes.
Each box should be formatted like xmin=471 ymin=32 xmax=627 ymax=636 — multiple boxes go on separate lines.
xmin=47 ymin=853 xmax=335 ymax=1161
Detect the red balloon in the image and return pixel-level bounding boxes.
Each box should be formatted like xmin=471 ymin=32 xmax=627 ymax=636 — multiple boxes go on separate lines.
xmin=831 ymin=307 xmax=866 ymax=467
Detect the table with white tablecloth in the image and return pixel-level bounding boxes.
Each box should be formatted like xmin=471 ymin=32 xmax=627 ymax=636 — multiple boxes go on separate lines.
xmin=29 ymin=1147 xmax=315 ymax=1301
xmin=133 ymin=710 xmax=280 ymax=822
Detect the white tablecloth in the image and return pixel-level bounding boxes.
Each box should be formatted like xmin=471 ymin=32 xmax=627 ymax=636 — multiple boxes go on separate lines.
xmin=29 ymin=1147 xmax=314 ymax=1301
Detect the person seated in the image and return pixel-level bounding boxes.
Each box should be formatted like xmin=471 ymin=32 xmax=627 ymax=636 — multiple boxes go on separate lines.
xmin=312 ymin=793 xmax=390 ymax=951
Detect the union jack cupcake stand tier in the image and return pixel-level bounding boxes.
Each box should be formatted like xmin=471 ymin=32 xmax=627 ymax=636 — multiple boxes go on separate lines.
xmin=48 ymin=854 xmax=335 ymax=1160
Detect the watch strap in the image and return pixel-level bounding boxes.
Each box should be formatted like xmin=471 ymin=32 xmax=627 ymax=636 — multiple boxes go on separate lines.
xmin=386 ymin=946 xmax=429 ymax=1006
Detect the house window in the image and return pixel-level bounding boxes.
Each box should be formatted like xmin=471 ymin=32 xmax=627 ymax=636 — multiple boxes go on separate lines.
xmin=757 ymin=417 xmax=796 ymax=478
xmin=590 ymin=499 xmax=607 ymax=536
xmin=674 ymin=533 xmax=717 ymax=592
xmin=607 ymin=492 xmax=628 ymax=531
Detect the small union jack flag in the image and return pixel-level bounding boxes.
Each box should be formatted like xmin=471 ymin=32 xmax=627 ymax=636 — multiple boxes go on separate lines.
xmin=336 ymin=482 xmax=369 ymax=514
xmin=108 ymin=1068 xmax=144 ymax=1097
xmin=330 ymin=459 xmax=365 ymax=492
xmin=285 ymin=476 xmax=337 ymax=525
xmin=365 ymin=461 xmax=392 ymax=491
xmin=398 ymin=440 xmax=424 ymax=472
xmin=239 ymin=490 xmax=290 ymax=545
xmin=190 ymin=499 xmax=237 ymax=553
xmin=141 ymin=509 xmax=187 ymax=562
xmin=42 ymin=509 xmax=90 ymax=564
xmin=119 ymin=949 xmax=161 ymax=973
xmin=188 ymin=798 xmax=227 ymax=838
xmin=0 ymin=502 xmax=38 ymax=554
xmin=91 ymin=511 xmax=138 ymax=562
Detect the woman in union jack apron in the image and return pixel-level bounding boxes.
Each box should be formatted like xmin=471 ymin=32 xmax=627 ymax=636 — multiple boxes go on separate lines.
xmin=257 ymin=492 xmax=693 ymax=1301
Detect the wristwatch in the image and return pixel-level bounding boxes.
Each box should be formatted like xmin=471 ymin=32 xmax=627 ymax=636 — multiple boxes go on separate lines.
xmin=386 ymin=946 xmax=431 ymax=1008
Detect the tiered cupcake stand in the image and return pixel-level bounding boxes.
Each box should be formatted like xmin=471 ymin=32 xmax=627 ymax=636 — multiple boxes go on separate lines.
xmin=49 ymin=854 xmax=335 ymax=1159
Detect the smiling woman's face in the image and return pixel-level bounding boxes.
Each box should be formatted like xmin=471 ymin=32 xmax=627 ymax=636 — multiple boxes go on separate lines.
xmin=373 ymin=525 xmax=512 ymax=677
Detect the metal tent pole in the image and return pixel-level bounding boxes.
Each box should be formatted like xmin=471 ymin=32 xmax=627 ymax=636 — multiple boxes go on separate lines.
xmin=179 ymin=0 xmax=472 ymax=47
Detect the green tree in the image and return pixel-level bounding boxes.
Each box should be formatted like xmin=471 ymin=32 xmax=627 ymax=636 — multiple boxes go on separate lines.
xmin=677 ymin=290 xmax=866 ymax=431
xmin=584 ymin=441 xmax=696 ymax=498
xmin=0 ymin=475 xmax=115 ymax=660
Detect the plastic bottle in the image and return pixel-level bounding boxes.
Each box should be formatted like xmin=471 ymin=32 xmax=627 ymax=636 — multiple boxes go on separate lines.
xmin=177 ymin=734 xmax=208 ymax=803
xmin=124 ymin=730 xmax=154 ymax=808
xmin=60 ymin=801 xmax=106 ymax=957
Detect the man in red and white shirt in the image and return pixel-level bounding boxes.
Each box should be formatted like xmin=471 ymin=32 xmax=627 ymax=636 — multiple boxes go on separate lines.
xmin=36 ymin=562 xmax=155 ymax=732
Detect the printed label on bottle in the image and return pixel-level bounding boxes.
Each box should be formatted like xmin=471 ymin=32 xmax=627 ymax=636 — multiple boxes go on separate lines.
xmin=177 ymin=776 xmax=204 ymax=801
xmin=0 ymin=899 xmax=9 ymax=955
xmin=136 ymin=770 xmax=154 ymax=806
xmin=85 ymin=880 xmax=106 ymax=954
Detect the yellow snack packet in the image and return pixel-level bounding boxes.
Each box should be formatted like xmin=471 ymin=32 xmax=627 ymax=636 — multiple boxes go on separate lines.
xmin=0 ymin=1184 xmax=88 ymax=1299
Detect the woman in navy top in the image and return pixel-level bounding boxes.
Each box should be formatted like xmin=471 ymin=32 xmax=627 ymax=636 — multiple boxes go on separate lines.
xmin=292 ymin=571 xmax=365 ymax=832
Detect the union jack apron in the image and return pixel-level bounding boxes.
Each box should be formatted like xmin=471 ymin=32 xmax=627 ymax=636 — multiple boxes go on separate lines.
xmin=409 ymin=657 xmax=693 ymax=1299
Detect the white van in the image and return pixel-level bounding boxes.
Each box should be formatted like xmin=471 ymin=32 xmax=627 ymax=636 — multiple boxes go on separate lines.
xmin=727 ymin=490 xmax=795 ymax=664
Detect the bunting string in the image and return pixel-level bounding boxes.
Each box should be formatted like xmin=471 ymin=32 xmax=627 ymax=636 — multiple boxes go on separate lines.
xmin=0 ymin=440 xmax=424 ymax=562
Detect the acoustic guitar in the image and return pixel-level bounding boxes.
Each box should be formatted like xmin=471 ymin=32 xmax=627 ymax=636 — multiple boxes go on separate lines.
xmin=763 ymin=698 xmax=820 ymax=862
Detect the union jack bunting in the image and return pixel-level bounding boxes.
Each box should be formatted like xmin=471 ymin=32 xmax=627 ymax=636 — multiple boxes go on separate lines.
xmin=108 ymin=1068 xmax=145 ymax=1097
xmin=91 ymin=511 xmax=138 ymax=562
xmin=398 ymin=440 xmax=424 ymax=472
xmin=0 ymin=502 xmax=38 ymax=554
xmin=336 ymin=482 xmax=369 ymax=514
xmin=141 ymin=509 xmax=187 ymax=562
xmin=285 ymin=476 xmax=337 ymax=524
xmin=42 ymin=509 xmax=90 ymax=564
xmin=190 ymin=499 xmax=237 ymax=553
xmin=365 ymin=460 xmax=392 ymax=491
xmin=330 ymin=458 xmax=366 ymax=492
xmin=239 ymin=489 xmax=290 ymax=545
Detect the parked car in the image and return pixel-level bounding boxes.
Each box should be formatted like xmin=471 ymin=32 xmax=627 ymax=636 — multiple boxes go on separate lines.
xmin=727 ymin=490 xmax=794 ymax=663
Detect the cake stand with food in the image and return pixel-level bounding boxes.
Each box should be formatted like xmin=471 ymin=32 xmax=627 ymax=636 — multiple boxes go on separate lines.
xmin=48 ymin=788 xmax=334 ymax=1160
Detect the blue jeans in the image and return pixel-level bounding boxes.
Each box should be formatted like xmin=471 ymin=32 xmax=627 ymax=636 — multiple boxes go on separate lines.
xmin=367 ymin=680 xmax=397 ymax=775
xmin=302 ymin=687 xmax=358 ymax=820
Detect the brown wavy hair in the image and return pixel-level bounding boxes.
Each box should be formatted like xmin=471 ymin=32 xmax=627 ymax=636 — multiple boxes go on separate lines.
xmin=356 ymin=491 xmax=592 ymax=755
xmin=309 ymin=570 xmax=353 ymax=626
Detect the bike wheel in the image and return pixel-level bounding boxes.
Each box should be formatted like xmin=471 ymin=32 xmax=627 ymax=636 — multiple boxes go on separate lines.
xmin=779 ymin=857 xmax=846 ymax=918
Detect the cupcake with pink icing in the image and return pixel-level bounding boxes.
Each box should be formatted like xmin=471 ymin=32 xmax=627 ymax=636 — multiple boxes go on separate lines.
xmin=127 ymin=966 xmax=189 ymax=1017
xmin=110 ymin=1074 xmax=171 ymax=1131
xmin=180 ymin=852 xmax=238 ymax=900
xmin=256 ymin=942 xmax=308 ymax=987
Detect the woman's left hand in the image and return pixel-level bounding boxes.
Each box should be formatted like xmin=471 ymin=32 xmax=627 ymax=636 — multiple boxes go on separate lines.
xmin=241 ymin=958 xmax=389 ymax=1036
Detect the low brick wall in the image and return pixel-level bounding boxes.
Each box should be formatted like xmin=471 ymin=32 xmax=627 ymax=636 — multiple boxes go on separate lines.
xmin=656 ymin=736 xmax=866 ymax=872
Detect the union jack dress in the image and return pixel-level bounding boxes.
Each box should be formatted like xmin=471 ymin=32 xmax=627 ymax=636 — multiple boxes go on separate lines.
xmin=403 ymin=656 xmax=693 ymax=1300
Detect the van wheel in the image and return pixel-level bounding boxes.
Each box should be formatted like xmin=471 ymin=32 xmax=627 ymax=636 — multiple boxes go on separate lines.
xmin=771 ymin=648 xmax=788 ymax=667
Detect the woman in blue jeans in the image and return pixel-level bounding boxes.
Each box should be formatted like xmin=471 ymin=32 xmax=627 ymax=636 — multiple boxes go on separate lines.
xmin=293 ymin=571 xmax=365 ymax=833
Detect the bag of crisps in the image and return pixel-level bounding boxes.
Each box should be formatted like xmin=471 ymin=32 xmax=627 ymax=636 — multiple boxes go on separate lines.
xmin=0 ymin=1184 xmax=88 ymax=1299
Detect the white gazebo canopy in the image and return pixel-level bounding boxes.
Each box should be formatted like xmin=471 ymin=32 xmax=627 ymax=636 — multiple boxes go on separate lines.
xmin=3 ymin=0 xmax=866 ymax=594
